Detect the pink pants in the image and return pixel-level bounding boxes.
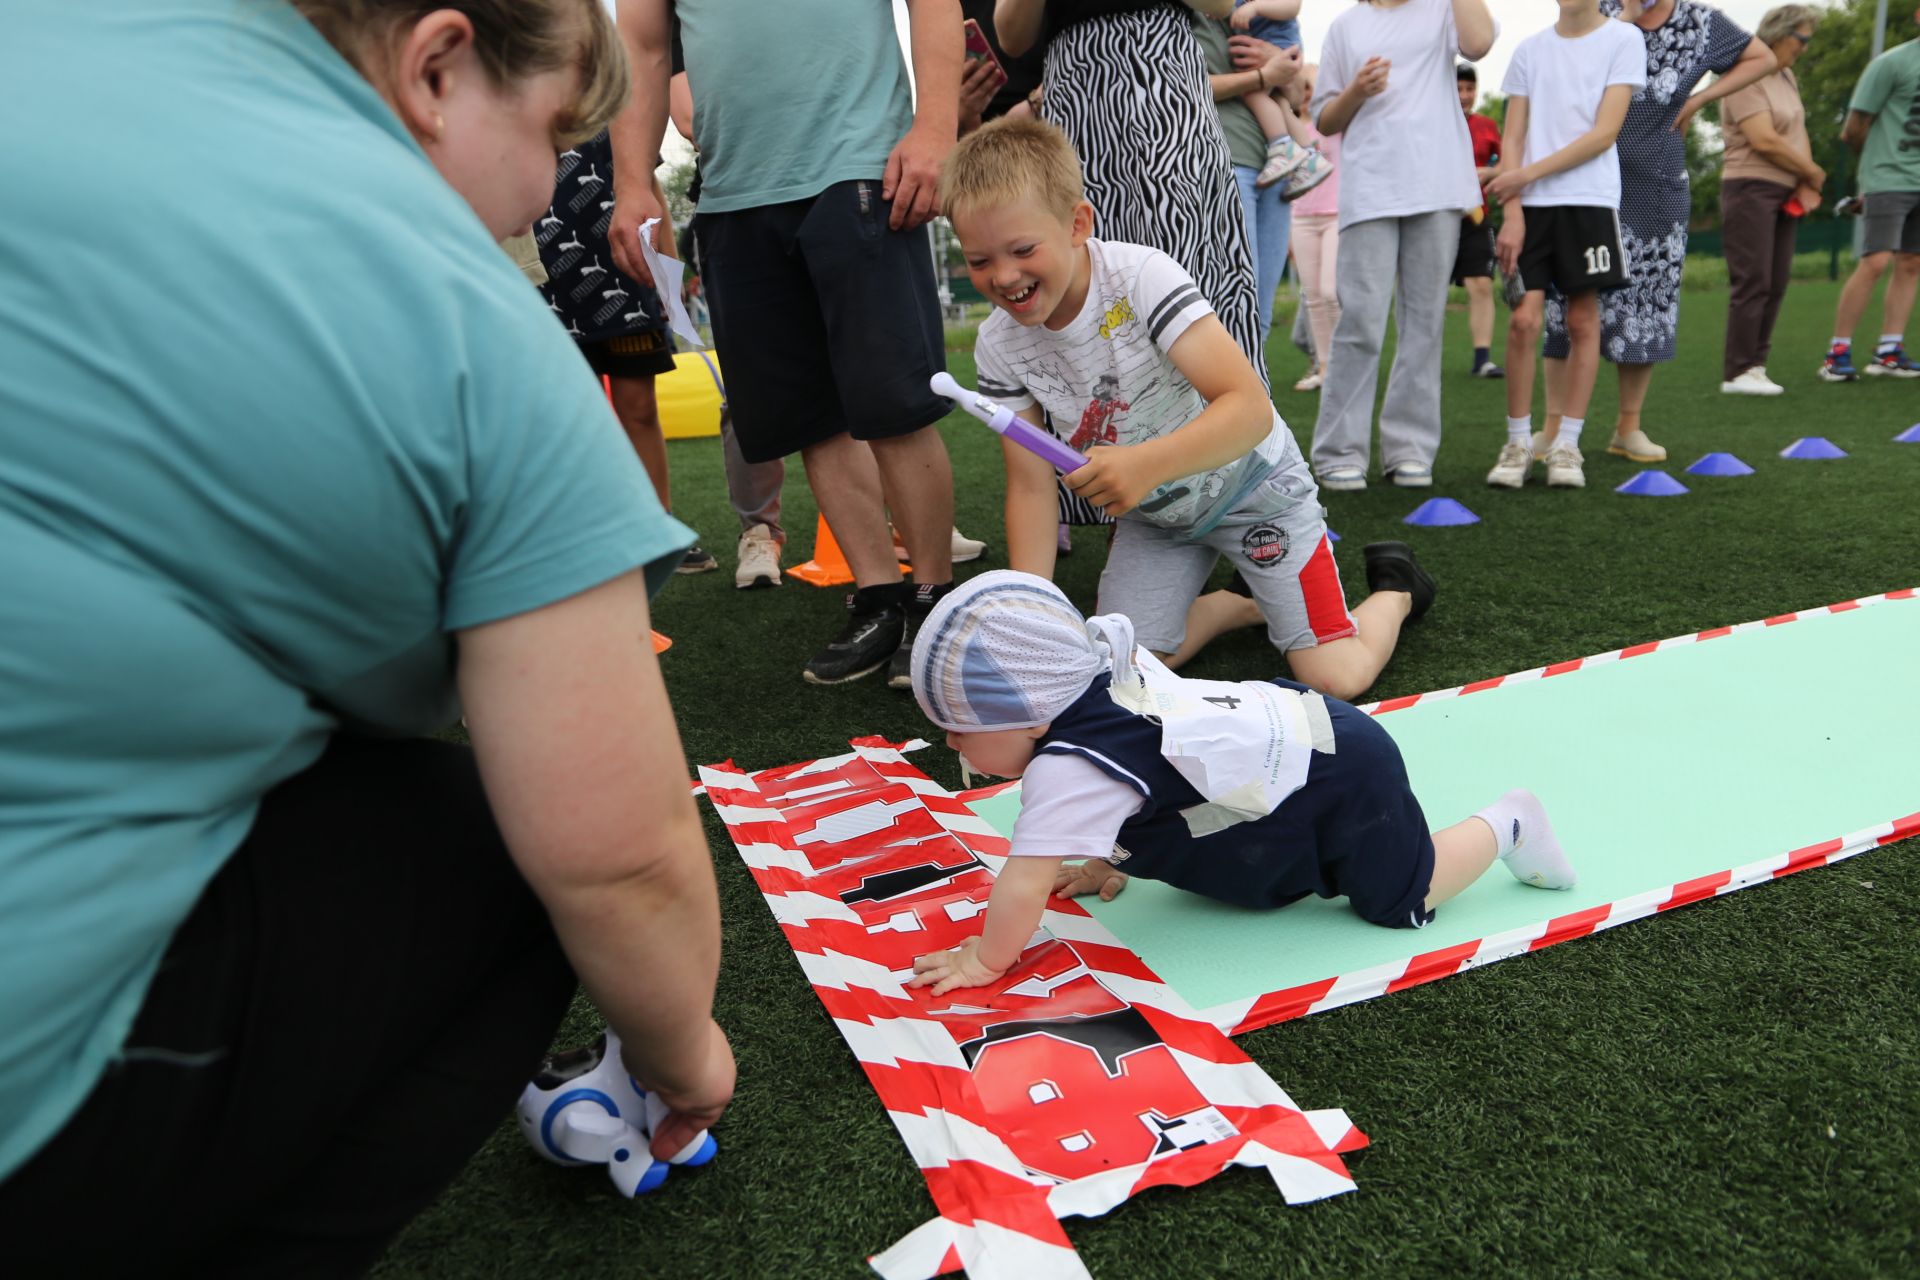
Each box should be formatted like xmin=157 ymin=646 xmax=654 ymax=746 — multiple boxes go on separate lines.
xmin=1292 ymin=212 xmax=1340 ymax=370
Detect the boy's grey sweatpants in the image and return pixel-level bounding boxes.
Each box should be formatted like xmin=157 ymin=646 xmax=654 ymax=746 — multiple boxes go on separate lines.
xmin=1310 ymin=210 xmax=1460 ymax=478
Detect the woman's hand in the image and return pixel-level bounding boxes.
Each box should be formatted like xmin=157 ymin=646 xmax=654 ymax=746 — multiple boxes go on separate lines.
xmin=1054 ymin=859 xmax=1130 ymax=902
xmin=626 ymin=1017 xmax=736 ymax=1161
xmin=1350 ymin=56 xmax=1390 ymax=99
xmin=1065 ymin=443 xmax=1162 ymax=516
xmin=1229 ymin=34 xmax=1299 ymax=88
xmin=910 ymin=936 xmax=1010 ymax=995
xmin=1671 ymin=95 xmax=1701 ymax=134
xmin=1793 ymin=183 xmax=1823 ymax=213
xmin=959 ymin=56 xmax=1005 ymax=136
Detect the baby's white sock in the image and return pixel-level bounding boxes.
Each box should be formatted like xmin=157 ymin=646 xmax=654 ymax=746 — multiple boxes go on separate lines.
xmin=1475 ymin=789 xmax=1576 ymax=890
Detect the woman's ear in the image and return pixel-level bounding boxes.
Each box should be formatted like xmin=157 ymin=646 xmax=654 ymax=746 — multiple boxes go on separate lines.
xmin=387 ymin=10 xmax=477 ymax=146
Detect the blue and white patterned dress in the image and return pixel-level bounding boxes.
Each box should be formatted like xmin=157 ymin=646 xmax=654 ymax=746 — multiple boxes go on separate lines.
xmin=1543 ymin=0 xmax=1751 ymax=365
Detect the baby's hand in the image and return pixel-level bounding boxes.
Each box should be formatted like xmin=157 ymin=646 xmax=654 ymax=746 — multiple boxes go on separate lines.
xmin=1054 ymin=859 xmax=1129 ymax=902
xmin=1230 ymin=4 xmax=1255 ymax=31
xmin=909 ymin=937 xmax=1009 ymax=996
xmin=1353 ymin=56 xmax=1390 ymax=99
xmin=1065 ymin=443 xmax=1159 ymax=516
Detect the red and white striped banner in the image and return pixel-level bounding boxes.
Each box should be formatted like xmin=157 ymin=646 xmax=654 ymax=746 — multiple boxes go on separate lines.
xmin=699 ymin=738 xmax=1365 ymax=1280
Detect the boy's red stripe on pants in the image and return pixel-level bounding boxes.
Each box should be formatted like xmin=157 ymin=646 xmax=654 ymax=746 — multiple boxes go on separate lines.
xmin=1300 ymin=536 xmax=1358 ymax=643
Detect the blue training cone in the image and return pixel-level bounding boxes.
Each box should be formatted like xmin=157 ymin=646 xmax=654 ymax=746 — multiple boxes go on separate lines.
xmin=1780 ymin=436 xmax=1848 ymax=459
xmin=1895 ymin=424 xmax=1920 ymax=444
xmin=1615 ymin=469 xmax=1689 ymax=496
xmin=1402 ymin=497 xmax=1480 ymax=527
xmin=1686 ymin=452 xmax=1755 ymax=477
xmin=1328 ymin=530 xmax=1341 ymax=542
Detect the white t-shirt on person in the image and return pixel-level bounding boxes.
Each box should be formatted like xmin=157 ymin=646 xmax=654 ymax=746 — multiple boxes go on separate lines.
xmin=973 ymin=238 xmax=1311 ymax=534
xmin=1006 ymin=752 xmax=1143 ymax=859
xmin=1312 ymin=0 xmax=1493 ymax=230
xmin=1502 ymin=20 xmax=1647 ymax=208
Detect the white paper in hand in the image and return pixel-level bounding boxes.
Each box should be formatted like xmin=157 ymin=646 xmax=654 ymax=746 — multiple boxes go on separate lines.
xmin=637 ymin=218 xmax=703 ymax=348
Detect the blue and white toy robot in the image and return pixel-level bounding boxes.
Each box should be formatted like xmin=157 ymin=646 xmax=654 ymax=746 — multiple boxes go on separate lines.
xmin=516 ymin=1028 xmax=717 ymax=1197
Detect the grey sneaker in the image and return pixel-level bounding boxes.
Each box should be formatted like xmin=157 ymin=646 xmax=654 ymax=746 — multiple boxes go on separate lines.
xmin=1318 ymin=467 xmax=1367 ymax=493
xmin=803 ymin=590 xmax=905 ymax=686
xmin=735 ymin=523 xmax=783 ymax=589
xmin=1544 ymin=445 xmax=1586 ymax=489
xmin=1486 ymin=441 xmax=1533 ymax=489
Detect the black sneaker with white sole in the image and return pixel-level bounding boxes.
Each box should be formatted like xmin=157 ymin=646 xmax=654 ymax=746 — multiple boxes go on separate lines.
xmin=886 ymin=582 xmax=953 ymax=690
xmin=676 ymin=542 xmax=718 ymax=574
xmin=803 ymin=586 xmax=906 ymax=685
xmin=1361 ymin=541 xmax=1437 ymax=622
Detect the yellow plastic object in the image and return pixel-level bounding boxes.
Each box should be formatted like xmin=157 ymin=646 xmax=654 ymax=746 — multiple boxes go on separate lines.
xmin=656 ymin=350 xmax=726 ymax=440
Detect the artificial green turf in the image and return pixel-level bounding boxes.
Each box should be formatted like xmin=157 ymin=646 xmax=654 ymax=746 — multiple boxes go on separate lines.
xmin=377 ymin=278 xmax=1920 ymax=1278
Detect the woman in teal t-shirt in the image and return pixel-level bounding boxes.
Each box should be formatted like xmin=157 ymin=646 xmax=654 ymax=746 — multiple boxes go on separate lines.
xmin=0 ymin=2 xmax=733 ymax=1269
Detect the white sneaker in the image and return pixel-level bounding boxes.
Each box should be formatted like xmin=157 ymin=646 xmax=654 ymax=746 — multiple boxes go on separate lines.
xmin=1293 ymin=366 xmax=1324 ymax=391
xmin=949 ymin=526 xmax=988 ymax=563
xmin=1318 ymin=466 xmax=1366 ymax=492
xmin=1486 ymin=440 xmax=1533 ymax=489
xmin=735 ymin=523 xmax=783 ymax=589
xmin=1279 ymin=148 xmax=1333 ymax=203
xmin=1544 ymin=445 xmax=1585 ymax=489
xmin=1721 ymin=366 xmax=1784 ymax=396
xmin=1254 ymin=137 xmax=1309 ymax=189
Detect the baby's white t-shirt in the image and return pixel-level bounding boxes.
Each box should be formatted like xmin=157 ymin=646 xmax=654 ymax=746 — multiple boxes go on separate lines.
xmin=1502 ymin=20 xmax=1647 ymax=208
xmin=1005 ymin=751 xmax=1144 ymax=859
xmin=1312 ymin=0 xmax=1492 ymax=230
xmin=973 ymin=238 xmax=1308 ymax=534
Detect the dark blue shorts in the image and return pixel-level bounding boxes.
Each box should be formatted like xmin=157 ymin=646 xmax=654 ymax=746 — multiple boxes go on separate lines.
xmin=1112 ymin=680 xmax=1436 ymax=928
xmin=695 ymin=180 xmax=948 ymax=464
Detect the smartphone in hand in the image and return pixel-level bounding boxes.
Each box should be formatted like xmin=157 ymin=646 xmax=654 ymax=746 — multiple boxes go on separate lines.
xmin=964 ymin=18 xmax=1006 ymax=79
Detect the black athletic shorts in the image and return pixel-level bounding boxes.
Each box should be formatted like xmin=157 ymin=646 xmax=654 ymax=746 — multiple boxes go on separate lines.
xmin=1451 ymin=214 xmax=1496 ymax=284
xmin=695 ymin=179 xmax=948 ymax=464
xmin=1513 ymin=204 xmax=1628 ymax=296
xmin=581 ymin=328 xmax=676 ymax=379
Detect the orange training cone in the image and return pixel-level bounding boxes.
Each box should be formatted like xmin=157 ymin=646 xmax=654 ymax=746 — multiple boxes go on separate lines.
xmin=785 ymin=515 xmax=910 ymax=587
xmin=651 ymin=630 xmax=672 ymax=654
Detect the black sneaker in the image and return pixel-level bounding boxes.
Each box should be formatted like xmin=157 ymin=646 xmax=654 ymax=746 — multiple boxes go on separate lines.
xmin=886 ymin=583 xmax=952 ymax=690
xmin=803 ymin=587 xmax=906 ymax=685
xmin=676 ymin=542 xmax=718 ymax=574
xmin=1361 ymin=541 xmax=1437 ymax=622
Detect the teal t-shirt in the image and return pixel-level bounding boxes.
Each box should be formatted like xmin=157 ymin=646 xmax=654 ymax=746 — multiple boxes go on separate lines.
xmin=678 ymin=0 xmax=915 ymax=212
xmin=1851 ymin=38 xmax=1920 ymax=195
xmin=0 ymin=0 xmax=692 ymax=1179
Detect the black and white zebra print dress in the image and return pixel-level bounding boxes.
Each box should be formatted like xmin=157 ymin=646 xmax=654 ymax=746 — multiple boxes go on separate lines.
xmin=1041 ymin=3 xmax=1263 ymax=525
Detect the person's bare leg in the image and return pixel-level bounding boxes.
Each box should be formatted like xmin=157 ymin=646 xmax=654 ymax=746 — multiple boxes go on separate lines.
xmin=869 ymin=427 xmax=955 ymax=585
xmin=1538 ymin=352 xmax=1568 ymax=452
xmin=1612 ymin=360 xmax=1655 ymax=443
xmin=607 ymin=374 xmax=669 ymax=508
xmin=1881 ymin=252 xmax=1920 ymax=337
xmin=1505 ymin=292 xmax=1543 ymax=419
xmin=1833 ymin=252 xmax=1890 ymax=345
xmin=800 ymin=432 xmax=901 ymax=588
xmin=1466 ymin=275 xmax=1495 ymax=355
xmin=1282 ymin=590 xmax=1411 ymax=702
xmin=1164 ymin=590 xmax=1265 ymax=669
xmin=1244 ymin=89 xmax=1288 ymax=142
xmin=1560 ymin=292 xmax=1602 ymax=421
xmin=1425 ymin=817 xmax=1499 ymax=909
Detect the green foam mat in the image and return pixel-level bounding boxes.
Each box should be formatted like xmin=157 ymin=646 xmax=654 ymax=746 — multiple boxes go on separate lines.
xmin=967 ymin=594 xmax=1920 ymax=1025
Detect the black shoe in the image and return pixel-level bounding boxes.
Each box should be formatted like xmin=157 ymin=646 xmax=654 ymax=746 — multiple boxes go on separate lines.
xmin=887 ymin=583 xmax=952 ymax=690
xmin=1361 ymin=541 xmax=1437 ymax=623
xmin=676 ymin=542 xmax=718 ymax=574
xmin=803 ymin=587 xmax=906 ymax=685
xmin=1472 ymin=362 xmax=1506 ymax=379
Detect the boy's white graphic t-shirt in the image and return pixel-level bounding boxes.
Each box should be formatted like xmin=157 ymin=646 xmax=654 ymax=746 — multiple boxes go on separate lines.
xmin=973 ymin=238 xmax=1313 ymax=535
xmin=1502 ymin=20 xmax=1647 ymax=208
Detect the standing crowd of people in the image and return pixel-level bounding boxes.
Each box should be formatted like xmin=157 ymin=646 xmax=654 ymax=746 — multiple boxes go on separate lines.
xmin=5 ymin=0 xmax=1918 ymax=1271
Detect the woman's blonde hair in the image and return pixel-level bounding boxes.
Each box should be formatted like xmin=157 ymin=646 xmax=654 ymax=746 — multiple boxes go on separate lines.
xmin=290 ymin=0 xmax=628 ymax=147
xmin=1756 ymin=4 xmax=1821 ymax=47
xmin=939 ymin=116 xmax=1086 ymax=225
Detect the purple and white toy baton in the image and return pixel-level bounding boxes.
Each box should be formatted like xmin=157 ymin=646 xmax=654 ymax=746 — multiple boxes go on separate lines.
xmin=930 ymin=372 xmax=1085 ymax=474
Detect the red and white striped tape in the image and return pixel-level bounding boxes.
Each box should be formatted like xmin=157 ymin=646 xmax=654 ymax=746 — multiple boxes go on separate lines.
xmin=700 ymin=738 xmax=1364 ymax=1280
